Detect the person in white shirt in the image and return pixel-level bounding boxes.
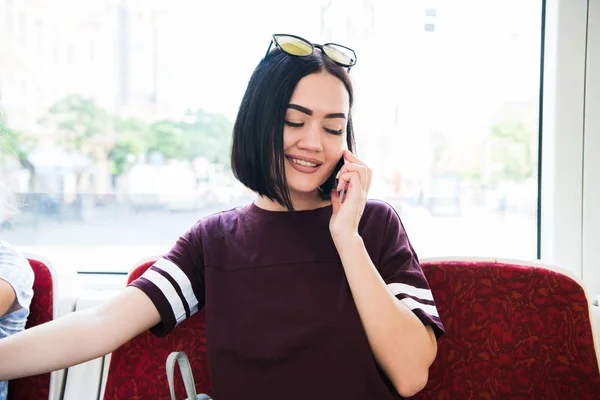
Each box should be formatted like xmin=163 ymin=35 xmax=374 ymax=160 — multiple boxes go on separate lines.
xmin=0 ymin=184 xmax=34 ymax=400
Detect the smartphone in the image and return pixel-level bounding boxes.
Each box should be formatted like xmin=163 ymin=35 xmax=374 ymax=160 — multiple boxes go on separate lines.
xmin=332 ymin=157 xmax=348 ymax=203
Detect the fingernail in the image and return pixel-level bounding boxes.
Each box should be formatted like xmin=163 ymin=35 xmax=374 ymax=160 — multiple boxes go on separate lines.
xmin=335 ymin=170 xmax=341 ymax=179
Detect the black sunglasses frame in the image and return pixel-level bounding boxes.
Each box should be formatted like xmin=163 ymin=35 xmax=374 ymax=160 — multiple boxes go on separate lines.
xmin=263 ymin=33 xmax=357 ymax=71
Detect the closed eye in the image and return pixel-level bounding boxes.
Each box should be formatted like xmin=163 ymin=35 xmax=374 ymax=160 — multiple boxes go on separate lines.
xmin=325 ymin=128 xmax=344 ymax=135
xmin=284 ymin=121 xmax=304 ymax=128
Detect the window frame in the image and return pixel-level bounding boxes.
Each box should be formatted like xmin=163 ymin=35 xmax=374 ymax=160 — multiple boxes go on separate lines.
xmin=540 ymin=0 xmax=598 ymax=297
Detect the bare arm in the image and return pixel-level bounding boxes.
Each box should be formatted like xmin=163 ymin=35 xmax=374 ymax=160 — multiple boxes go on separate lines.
xmin=330 ymin=151 xmax=437 ymax=397
xmin=0 ymin=286 xmax=160 ymax=380
xmin=334 ymin=234 xmax=437 ymax=398
xmin=0 ymin=278 xmax=17 ymax=316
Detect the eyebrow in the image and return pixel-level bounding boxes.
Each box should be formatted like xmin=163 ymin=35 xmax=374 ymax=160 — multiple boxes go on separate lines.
xmin=288 ymin=104 xmax=347 ymax=119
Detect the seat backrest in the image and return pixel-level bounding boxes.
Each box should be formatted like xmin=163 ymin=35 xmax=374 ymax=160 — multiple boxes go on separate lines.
xmin=415 ymin=259 xmax=600 ymax=399
xmin=7 ymin=257 xmax=54 ymax=400
xmin=102 ymin=259 xmax=211 ymax=400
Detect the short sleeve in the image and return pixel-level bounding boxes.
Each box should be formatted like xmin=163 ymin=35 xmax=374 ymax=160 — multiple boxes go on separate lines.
xmin=129 ymin=222 xmax=205 ymax=337
xmin=0 ymin=241 xmax=34 ymax=313
xmin=378 ymin=207 xmax=445 ymax=340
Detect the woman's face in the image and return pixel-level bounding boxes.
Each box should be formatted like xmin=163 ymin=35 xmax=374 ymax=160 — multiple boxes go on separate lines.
xmin=282 ymin=72 xmax=350 ymax=199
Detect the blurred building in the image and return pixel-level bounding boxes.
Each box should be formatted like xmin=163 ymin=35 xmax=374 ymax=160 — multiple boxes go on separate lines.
xmin=0 ymin=0 xmax=169 ymax=125
xmin=113 ymin=0 xmax=168 ymax=118
xmin=0 ymin=0 xmax=168 ymax=193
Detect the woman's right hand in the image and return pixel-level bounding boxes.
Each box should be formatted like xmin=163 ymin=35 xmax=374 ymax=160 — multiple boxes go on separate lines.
xmin=0 ymin=286 xmax=160 ymax=380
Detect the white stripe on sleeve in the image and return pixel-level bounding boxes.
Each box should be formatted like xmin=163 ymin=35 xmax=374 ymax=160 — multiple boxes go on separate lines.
xmin=142 ymin=269 xmax=187 ymax=323
xmin=154 ymin=258 xmax=199 ymax=311
xmin=386 ymin=282 xmax=434 ymax=301
xmin=400 ymin=297 xmax=440 ymax=317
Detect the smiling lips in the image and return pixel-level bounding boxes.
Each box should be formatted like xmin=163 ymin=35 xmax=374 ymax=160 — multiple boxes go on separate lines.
xmin=286 ymin=155 xmax=322 ymax=174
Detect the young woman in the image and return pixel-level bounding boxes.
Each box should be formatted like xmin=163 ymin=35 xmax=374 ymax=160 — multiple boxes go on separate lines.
xmin=0 ymin=34 xmax=444 ymax=400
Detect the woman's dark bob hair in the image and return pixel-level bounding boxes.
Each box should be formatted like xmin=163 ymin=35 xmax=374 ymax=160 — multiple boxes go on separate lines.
xmin=231 ymin=47 xmax=356 ymax=211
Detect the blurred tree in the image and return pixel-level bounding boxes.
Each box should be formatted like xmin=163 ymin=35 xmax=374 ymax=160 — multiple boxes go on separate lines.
xmin=0 ymin=113 xmax=34 ymax=161
xmin=461 ymin=138 xmax=487 ymax=182
xmin=489 ymin=121 xmax=534 ymax=182
xmin=180 ymin=108 xmax=233 ymax=167
xmin=108 ymin=109 xmax=233 ymax=172
xmin=147 ymin=120 xmax=186 ymax=160
xmin=0 ymin=116 xmax=20 ymax=158
xmin=109 ymin=117 xmax=148 ymax=176
xmin=85 ymin=105 xmax=233 ymax=171
xmin=42 ymin=94 xmax=110 ymax=151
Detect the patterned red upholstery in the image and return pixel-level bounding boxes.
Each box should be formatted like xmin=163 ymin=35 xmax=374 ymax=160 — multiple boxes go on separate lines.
xmin=7 ymin=258 xmax=53 ymax=400
xmin=103 ymin=259 xmax=600 ymax=399
xmin=103 ymin=260 xmax=211 ymax=400
xmin=415 ymin=260 xmax=600 ymax=400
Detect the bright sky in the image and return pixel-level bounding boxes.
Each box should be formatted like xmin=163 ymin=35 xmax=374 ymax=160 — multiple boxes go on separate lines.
xmin=158 ymin=0 xmax=325 ymax=119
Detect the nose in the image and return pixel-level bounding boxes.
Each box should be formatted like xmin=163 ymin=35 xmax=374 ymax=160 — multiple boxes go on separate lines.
xmin=297 ymin=121 xmax=323 ymax=152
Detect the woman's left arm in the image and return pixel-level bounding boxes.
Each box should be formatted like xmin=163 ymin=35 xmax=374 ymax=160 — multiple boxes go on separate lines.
xmin=330 ymin=150 xmax=437 ymax=398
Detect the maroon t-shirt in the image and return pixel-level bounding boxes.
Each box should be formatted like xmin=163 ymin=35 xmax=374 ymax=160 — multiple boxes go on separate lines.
xmin=130 ymin=200 xmax=444 ymax=400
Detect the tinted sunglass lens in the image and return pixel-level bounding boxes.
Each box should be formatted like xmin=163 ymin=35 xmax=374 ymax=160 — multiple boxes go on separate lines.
xmin=274 ymin=35 xmax=313 ymax=56
xmin=323 ymin=44 xmax=356 ymax=66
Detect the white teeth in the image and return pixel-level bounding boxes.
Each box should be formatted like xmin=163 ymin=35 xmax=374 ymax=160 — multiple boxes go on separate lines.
xmin=290 ymin=158 xmax=317 ymax=167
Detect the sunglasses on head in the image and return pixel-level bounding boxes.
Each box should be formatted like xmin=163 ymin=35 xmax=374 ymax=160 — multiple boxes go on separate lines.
xmin=264 ymin=34 xmax=357 ymax=71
